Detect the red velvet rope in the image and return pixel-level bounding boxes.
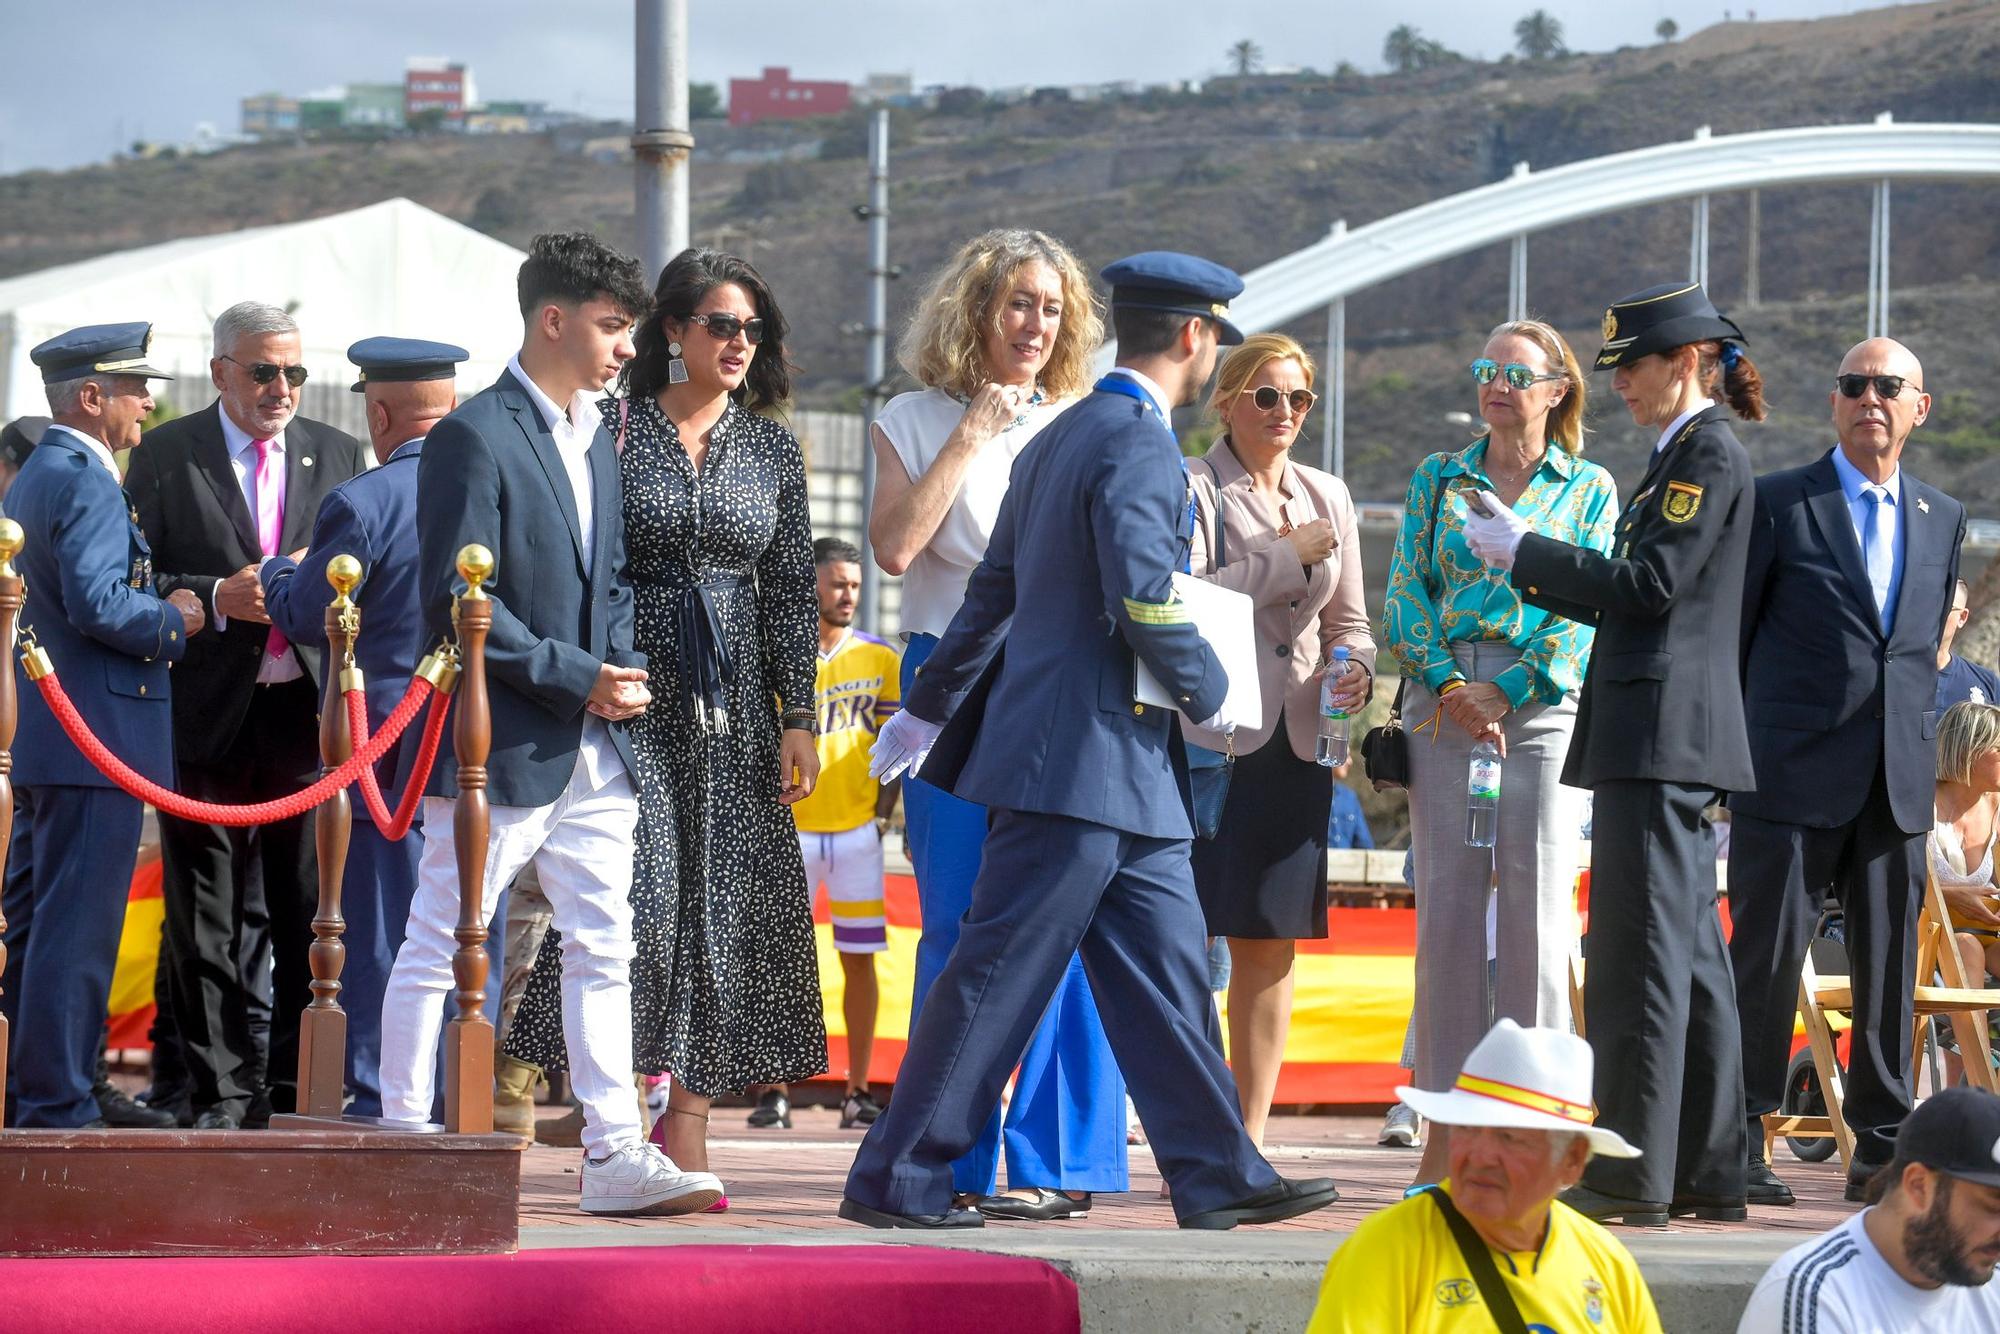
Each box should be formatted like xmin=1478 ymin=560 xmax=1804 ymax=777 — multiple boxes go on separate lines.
xmin=349 ymin=685 xmax=452 ymax=839
xmin=34 ymin=670 xmax=433 ymax=827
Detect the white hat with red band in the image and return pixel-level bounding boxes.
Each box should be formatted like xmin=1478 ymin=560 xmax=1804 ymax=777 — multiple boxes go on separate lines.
xmin=1395 ymin=1019 xmax=1640 ymax=1159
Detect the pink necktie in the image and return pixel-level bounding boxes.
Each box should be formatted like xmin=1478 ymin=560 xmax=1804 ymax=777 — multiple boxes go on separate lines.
xmin=253 ymin=440 xmax=289 ymax=660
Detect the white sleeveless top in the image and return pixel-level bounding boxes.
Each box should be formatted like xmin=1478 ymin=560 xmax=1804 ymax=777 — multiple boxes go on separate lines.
xmin=1931 ymin=811 xmax=1998 ymax=887
xmin=875 ymin=387 xmax=1071 ymax=638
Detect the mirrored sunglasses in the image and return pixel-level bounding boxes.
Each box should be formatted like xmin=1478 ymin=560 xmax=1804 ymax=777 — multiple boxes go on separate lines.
xmin=1470 ymin=359 xmax=1565 ymax=390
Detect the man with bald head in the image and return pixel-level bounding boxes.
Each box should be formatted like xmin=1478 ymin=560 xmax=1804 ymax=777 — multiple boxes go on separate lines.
xmin=1730 ymin=337 xmax=1965 ymax=1205
xmin=260 ymin=337 xmax=463 ymax=1117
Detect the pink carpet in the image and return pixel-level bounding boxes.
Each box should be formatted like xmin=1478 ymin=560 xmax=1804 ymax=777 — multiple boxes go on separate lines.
xmin=0 ymin=1245 xmax=1080 ymax=1333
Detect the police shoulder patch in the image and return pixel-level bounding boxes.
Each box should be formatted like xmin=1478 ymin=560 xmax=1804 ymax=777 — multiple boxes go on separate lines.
xmin=1662 ymin=480 xmax=1703 ymax=523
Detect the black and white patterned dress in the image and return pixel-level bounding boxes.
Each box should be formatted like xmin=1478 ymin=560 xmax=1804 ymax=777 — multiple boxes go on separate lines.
xmin=504 ymin=395 xmax=827 ymax=1096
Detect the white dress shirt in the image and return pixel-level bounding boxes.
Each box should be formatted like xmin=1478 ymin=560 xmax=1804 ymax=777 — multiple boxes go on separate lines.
xmin=215 ymin=408 xmax=303 ymax=684
xmin=1653 ymin=398 xmax=1716 ymax=455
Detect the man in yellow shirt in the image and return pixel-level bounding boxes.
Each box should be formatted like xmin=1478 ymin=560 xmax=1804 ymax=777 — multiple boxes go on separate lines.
xmin=1307 ymin=1021 xmax=1663 ymax=1332
xmin=757 ymin=538 xmax=902 ymax=1132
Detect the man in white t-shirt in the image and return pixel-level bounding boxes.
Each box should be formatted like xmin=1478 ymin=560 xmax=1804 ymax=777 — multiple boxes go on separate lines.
xmin=1739 ymin=1087 xmax=2000 ymax=1332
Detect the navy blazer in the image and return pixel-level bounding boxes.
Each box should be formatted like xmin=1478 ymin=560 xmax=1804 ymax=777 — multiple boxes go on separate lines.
xmin=415 ymin=369 xmax=642 ymax=809
xmin=9 ymin=428 xmax=183 ymax=789
xmin=263 ymin=438 xmax=429 ymax=822
xmin=906 ymin=387 xmax=1227 ymax=840
xmin=1734 ymin=449 xmax=1964 ymax=833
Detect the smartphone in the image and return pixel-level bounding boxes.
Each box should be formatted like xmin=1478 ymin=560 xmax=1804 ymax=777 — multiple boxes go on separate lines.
xmin=1462 ymin=489 xmax=1496 ymax=519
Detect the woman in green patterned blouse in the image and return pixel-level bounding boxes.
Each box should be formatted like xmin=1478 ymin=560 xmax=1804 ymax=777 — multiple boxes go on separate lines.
xmin=1381 ymin=319 xmax=1618 ymax=1188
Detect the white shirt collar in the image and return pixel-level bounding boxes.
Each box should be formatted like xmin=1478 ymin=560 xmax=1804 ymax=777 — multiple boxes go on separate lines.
xmin=1104 ymin=366 xmax=1172 ymax=420
xmin=1654 ymin=398 xmax=1716 ymax=455
xmin=217 ymin=405 xmax=285 ymax=458
xmin=507 ymin=353 xmax=603 ymax=442
xmin=46 ymin=423 xmax=121 ymax=481
xmin=1829 ymin=442 xmax=1901 ymax=506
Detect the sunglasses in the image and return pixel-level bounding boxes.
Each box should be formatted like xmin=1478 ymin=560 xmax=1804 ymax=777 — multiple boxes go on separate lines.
xmin=1836 ymin=373 xmax=1919 ymax=399
xmin=1243 ymin=385 xmax=1317 ymax=415
xmin=222 ymin=355 xmax=308 ymax=388
xmin=684 ymin=312 xmax=766 ymax=345
xmin=1471 ymin=359 xmax=1565 ymax=390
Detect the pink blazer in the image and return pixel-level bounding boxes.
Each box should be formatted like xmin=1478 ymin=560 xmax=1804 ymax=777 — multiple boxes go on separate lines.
xmin=1179 ymin=440 xmax=1376 ymax=761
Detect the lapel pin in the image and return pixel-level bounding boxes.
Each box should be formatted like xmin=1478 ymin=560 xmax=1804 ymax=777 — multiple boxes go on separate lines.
xmin=302 ymin=456 xmax=314 ymax=468
xmin=1916 ymin=496 xmax=1929 ymax=513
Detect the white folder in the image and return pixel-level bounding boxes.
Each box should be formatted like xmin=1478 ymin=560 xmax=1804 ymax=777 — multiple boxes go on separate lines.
xmin=1133 ymin=572 xmax=1264 ymax=731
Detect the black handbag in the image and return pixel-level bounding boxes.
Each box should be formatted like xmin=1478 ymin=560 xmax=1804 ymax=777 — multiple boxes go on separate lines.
xmin=1361 ymin=464 xmax=1453 ymax=793
xmin=1186 ymin=458 xmax=1231 ymax=840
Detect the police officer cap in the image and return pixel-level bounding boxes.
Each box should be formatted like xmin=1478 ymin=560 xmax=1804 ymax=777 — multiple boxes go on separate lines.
xmin=1 ymin=416 xmax=49 ymax=470
xmin=347 ymin=336 xmax=470 ymax=393
xmin=1592 ymin=282 xmax=1746 ymax=371
xmin=29 ymin=322 xmax=174 ymax=384
xmin=1100 ymin=251 xmax=1247 ymax=346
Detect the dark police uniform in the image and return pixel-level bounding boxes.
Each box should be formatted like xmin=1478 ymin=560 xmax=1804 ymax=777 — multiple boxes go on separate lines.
xmin=259 ymin=337 xmax=463 ymax=1117
xmin=0 ymin=325 xmax=184 ymax=1127
xmin=1509 ymin=284 xmax=1757 ymax=1219
xmin=843 ymin=254 xmax=1335 ymax=1230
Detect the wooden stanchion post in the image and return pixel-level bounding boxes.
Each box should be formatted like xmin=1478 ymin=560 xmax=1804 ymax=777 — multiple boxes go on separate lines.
xmin=443 ymin=544 xmax=494 ymax=1133
xmin=0 ymin=519 xmax=23 ymax=1124
xmin=296 ymin=554 xmax=361 ymax=1117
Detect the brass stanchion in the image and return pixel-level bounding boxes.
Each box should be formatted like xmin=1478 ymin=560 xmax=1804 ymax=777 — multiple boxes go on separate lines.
xmin=443 ymin=544 xmax=494 ymax=1133
xmin=0 ymin=519 xmax=23 ymax=1124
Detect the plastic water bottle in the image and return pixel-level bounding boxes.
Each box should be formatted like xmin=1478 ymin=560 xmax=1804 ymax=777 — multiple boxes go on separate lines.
xmin=1466 ymin=738 xmax=1501 ymax=848
xmin=1317 ymin=646 xmax=1352 ymax=767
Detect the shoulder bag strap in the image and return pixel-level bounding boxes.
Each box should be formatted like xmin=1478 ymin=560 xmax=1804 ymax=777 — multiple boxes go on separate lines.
xmin=1425 ymin=455 xmax=1453 ymax=569
xmin=1424 ymin=1188 xmax=1532 ymax=1334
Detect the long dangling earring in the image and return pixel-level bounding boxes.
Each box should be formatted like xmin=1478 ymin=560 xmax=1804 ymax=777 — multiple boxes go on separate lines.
xmin=667 ymin=340 xmax=688 ymax=386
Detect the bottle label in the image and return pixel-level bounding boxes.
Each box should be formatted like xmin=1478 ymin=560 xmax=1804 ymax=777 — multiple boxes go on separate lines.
xmin=1469 ymin=758 xmax=1501 ymax=799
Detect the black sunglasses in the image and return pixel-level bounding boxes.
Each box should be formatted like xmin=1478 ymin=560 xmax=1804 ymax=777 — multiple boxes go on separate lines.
xmin=222 ymin=354 xmax=308 ymax=388
xmin=1836 ymin=373 xmax=1919 ymax=400
xmin=1244 ymin=385 xmax=1317 ymax=415
xmin=684 ymin=312 xmax=766 ymax=345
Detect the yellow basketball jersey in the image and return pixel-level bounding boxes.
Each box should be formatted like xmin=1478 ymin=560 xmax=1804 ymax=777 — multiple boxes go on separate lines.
xmin=793 ymin=630 xmax=902 ymax=834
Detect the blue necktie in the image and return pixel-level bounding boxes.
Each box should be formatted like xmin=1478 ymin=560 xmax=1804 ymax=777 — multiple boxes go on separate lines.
xmin=1863 ymin=486 xmax=1894 ymax=632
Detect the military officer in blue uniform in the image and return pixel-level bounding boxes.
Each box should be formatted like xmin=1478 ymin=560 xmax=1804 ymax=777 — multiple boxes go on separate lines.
xmin=0 ymin=324 xmax=204 ymax=1128
xmin=841 ymin=253 xmax=1340 ymax=1230
xmin=260 ymin=336 xmax=462 ymax=1117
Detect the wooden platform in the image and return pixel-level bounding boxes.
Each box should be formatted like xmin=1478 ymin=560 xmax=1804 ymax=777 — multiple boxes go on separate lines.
xmin=0 ymin=1123 xmax=522 ymax=1257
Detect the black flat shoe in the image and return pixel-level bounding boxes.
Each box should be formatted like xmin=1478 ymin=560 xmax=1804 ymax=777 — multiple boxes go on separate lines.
xmin=977 ymin=1188 xmax=1091 ymax=1221
xmin=838 ymin=1196 xmax=984 ymax=1230
xmin=1669 ymin=1193 xmax=1748 ymax=1221
xmin=747 ymin=1089 xmax=792 ymax=1129
xmin=1746 ymin=1159 xmax=1796 ymax=1206
xmin=1846 ymin=1162 xmax=1891 ymax=1204
xmin=1558 ymin=1184 xmax=1669 ymax=1228
xmin=94 ymin=1081 xmax=177 ymax=1129
xmin=1178 ymin=1176 xmax=1340 ymax=1230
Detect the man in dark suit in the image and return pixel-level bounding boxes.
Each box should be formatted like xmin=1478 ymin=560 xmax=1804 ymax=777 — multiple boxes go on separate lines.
xmin=125 ymin=301 xmax=367 ymax=1129
xmin=0 ymin=324 xmax=203 ymax=1127
xmin=260 ymin=337 xmax=463 ymax=1119
xmin=841 ymin=253 xmax=1338 ymax=1231
xmin=1465 ymin=282 xmax=1760 ymax=1226
xmin=1729 ymin=337 xmax=1963 ymax=1204
xmin=376 ymin=233 xmax=720 ymax=1215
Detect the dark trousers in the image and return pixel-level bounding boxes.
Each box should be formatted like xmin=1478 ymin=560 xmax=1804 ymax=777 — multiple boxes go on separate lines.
xmin=1729 ymin=772 xmax=1922 ymax=1164
xmin=1582 ymin=780 xmax=1745 ymax=1203
xmin=844 ymin=809 xmax=1274 ymax=1221
xmin=0 ymin=786 xmax=143 ymax=1126
xmin=159 ymin=677 xmax=320 ymax=1120
xmin=340 ymin=820 xmax=423 ymax=1118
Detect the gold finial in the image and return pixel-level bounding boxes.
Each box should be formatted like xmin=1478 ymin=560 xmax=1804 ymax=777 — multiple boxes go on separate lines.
xmin=326 ymin=554 xmax=363 ymax=604
xmin=0 ymin=518 xmax=22 ymax=578
xmin=456 ymin=543 xmax=494 ymax=599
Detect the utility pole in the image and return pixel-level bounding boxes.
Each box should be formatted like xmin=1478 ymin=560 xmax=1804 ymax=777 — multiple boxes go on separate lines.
xmin=633 ymin=0 xmax=693 ymax=280
xmin=857 ymin=109 xmax=893 ymax=635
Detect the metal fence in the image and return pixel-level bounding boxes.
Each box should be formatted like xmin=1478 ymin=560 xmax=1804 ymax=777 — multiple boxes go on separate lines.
xmin=795 ymin=408 xmax=902 ymax=635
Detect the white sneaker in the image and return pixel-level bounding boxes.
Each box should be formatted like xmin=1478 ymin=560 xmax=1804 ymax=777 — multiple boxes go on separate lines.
xmin=1379 ymin=1103 xmax=1423 ymax=1148
xmin=579 ymin=1142 xmax=724 ymax=1216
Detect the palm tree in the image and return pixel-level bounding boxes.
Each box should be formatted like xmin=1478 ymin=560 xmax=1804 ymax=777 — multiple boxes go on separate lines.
xmin=1384 ymin=25 xmax=1425 ymax=73
xmin=1228 ymin=39 xmax=1264 ymax=78
xmin=1656 ymin=18 xmax=1679 ymax=42
xmin=1514 ymin=10 xmax=1567 ymax=61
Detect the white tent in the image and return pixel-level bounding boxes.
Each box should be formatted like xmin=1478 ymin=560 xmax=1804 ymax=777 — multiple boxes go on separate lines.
xmin=0 ymin=198 xmax=528 ymax=433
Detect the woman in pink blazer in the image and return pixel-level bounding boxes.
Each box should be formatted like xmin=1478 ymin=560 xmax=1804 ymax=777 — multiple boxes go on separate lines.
xmin=1182 ymin=332 xmax=1376 ymax=1147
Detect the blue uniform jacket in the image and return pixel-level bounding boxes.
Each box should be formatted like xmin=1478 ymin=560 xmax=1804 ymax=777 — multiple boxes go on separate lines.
xmin=906 ymin=387 xmax=1227 ymax=840
xmin=415 ymin=370 xmax=643 ymax=809
xmin=262 ymin=438 xmax=428 ymax=823
xmin=9 ymin=428 xmax=183 ymax=788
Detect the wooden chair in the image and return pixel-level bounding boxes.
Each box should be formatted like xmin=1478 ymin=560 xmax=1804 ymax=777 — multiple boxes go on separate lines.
xmin=1765 ymin=872 xmax=2000 ymax=1169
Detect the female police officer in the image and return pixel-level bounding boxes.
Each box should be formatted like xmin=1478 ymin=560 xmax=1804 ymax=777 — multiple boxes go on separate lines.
xmin=1461 ymin=282 xmax=1767 ymax=1227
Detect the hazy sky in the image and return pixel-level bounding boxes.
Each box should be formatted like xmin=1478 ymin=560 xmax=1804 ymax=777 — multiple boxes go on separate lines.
xmin=0 ymin=0 xmax=1884 ymax=174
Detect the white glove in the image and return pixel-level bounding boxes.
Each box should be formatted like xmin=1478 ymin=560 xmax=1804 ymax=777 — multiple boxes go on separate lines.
xmin=1461 ymin=490 xmax=1531 ymax=570
xmin=869 ymin=709 xmax=944 ymax=782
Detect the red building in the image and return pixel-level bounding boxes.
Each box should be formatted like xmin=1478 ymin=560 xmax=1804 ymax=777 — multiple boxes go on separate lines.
xmin=728 ymin=67 xmax=851 ymax=127
xmin=405 ymin=58 xmax=474 ymax=125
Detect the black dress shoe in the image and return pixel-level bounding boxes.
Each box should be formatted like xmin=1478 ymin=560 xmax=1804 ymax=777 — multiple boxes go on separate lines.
xmin=1846 ymin=1161 xmax=1891 ymax=1204
xmin=1558 ymin=1184 xmax=1669 ymax=1228
xmin=192 ymin=1110 xmax=240 ymax=1130
xmin=240 ymin=1092 xmax=273 ymax=1130
xmin=1746 ymin=1158 xmax=1796 ymax=1206
xmin=977 ymin=1188 xmax=1091 ymax=1221
xmin=838 ymin=1197 xmax=984 ymax=1229
xmin=1178 ymin=1176 xmax=1340 ymax=1230
xmin=1669 ymin=1193 xmax=1748 ymax=1222
xmin=94 ymin=1081 xmax=177 ymax=1129
xmin=747 ymin=1089 xmax=792 ymax=1129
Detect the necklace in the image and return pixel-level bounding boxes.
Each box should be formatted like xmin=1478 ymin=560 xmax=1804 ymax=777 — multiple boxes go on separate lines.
xmin=955 ymin=384 xmax=1046 ymax=432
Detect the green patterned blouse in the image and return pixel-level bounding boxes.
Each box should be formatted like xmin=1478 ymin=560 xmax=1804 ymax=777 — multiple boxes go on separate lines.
xmin=1380 ymin=438 xmax=1619 ymax=709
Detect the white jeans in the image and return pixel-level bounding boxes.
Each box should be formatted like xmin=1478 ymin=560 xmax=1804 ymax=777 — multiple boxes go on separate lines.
xmin=378 ymin=750 xmax=641 ymax=1157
